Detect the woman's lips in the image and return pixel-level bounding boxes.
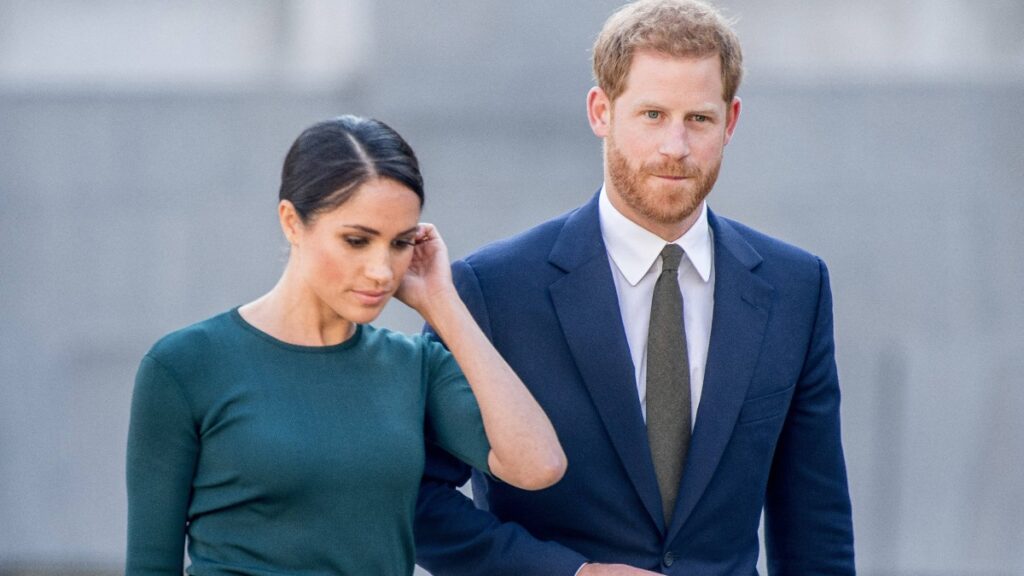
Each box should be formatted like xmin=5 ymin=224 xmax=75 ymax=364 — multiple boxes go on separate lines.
xmin=352 ymin=290 xmax=389 ymax=306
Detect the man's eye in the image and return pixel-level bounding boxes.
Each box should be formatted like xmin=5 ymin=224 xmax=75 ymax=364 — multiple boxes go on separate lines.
xmin=345 ymin=236 xmax=369 ymax=247
xmin=645 ymin=111 xmax=661 ymax=120
xmin=691 ymin=114 xmax=709 ymax=123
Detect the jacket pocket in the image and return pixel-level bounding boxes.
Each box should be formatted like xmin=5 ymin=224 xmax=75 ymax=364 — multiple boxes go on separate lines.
xmin=736 ymin=385 xmax=794 ymax=425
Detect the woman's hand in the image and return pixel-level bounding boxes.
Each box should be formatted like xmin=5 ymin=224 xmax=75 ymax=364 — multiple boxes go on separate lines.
xmin=414 ymin=228 xmax=567 ymax=491
xmin=395 ymin=223 xmax=457 ymax=318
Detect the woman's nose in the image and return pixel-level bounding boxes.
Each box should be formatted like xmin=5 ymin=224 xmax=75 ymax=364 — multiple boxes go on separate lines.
xmin=363 ymin=251 xmax=394 ymax=285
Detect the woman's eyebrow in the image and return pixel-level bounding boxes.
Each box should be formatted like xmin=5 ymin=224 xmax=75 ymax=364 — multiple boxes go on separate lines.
xmin=341 ymin=224 xmax=419 ymax=237
xmin=340 ymin=224 xmax=380 ymax=235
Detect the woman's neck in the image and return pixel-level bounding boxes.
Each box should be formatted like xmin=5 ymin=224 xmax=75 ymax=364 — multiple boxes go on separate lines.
xmin=238 ymin=266 xmax=355 ymax=347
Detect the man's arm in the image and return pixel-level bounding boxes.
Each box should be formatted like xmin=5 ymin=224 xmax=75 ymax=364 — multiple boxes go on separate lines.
xmin=763 ymin=258 xmax=855 ymax=575
xmin=416 ymin=448 xmax=659 ymax=576
xmin=414 ymin=258 xmax=589 ymax=575
xmin=415 ymin=444 xmax=590 ymax=575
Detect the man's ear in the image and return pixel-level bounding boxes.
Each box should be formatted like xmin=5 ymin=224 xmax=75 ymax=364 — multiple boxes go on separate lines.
xmin=724 ymin=96 xmax=741 ymax=146
xmin=587 ymin=87 xmax=612 ymax=138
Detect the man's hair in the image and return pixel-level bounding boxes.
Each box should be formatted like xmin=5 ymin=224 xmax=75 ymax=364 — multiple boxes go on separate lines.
xmin=593 ymin=0 xmax=743 ymax=103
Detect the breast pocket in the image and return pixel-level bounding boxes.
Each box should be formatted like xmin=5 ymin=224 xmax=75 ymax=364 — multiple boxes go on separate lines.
xmin=736 ymin=385 xmax=794 ymax=425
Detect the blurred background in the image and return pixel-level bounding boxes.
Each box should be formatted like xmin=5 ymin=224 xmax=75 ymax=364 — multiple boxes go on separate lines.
xmin=1 ymin=1 xmax=1022 ymax=574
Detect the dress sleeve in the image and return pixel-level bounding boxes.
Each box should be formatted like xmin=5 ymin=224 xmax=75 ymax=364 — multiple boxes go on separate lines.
xmin=423 ymin=340 xmax=492 ymax=474
xmin=415 ymin=259 xmax=589 ymax=576
xmin=125 ymin=354 xmax=199 ymax=575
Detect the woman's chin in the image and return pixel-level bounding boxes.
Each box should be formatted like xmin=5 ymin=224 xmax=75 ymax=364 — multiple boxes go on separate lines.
xmin=335 ymin=301 xmax=389 ymax=326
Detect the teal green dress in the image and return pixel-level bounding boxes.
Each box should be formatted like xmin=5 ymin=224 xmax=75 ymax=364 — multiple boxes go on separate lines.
xmin=126 ymin=308 xmax=491 ymax=576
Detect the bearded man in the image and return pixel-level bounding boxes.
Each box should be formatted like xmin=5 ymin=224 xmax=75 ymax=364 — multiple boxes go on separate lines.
xmin=414 ymin=1 xmax=855 ymax=574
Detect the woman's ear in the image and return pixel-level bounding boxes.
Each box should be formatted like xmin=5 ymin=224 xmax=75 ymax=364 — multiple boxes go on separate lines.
xmin=278 ymin=200 xmax=303 ymax=247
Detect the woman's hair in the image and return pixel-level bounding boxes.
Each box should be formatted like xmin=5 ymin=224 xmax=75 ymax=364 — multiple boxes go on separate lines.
xmin=592 ymin=0 xmax=743 ymax=104
xmin=279 ymin=115 xmax=424 ymax=223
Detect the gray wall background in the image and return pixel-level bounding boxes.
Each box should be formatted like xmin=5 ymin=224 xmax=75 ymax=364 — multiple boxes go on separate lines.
xmin=1 ymin=1 xmax=1022 ymax=574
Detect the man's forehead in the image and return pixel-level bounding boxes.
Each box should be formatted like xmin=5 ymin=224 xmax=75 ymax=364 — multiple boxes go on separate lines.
xmin=615 ymin=52 xmax=727 ymax=106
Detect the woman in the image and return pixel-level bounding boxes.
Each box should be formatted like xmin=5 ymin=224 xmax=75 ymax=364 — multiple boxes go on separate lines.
xmin=126 ymin=115 xmax=566 ymax=575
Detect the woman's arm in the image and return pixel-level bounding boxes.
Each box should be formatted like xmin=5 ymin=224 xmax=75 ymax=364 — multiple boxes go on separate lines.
xmin=397 ymin=224 xmax=566 ymax=490
xmin=126 ymin=355 xmax=197 ymax=575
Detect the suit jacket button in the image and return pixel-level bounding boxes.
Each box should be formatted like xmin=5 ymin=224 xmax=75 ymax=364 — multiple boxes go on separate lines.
xmin=663 ymin=552 xmax=675 ymax=567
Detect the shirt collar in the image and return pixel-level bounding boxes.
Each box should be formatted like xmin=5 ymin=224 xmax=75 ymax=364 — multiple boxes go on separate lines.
xmin=598 ymin=185 xmax=713 ymax=286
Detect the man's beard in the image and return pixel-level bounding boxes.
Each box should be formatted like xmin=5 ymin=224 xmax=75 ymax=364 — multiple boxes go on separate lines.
xmin=606 ymin=132 xmax=721 ymax=228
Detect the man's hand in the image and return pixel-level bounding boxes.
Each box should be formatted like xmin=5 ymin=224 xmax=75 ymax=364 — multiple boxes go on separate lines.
xmin=578 ymin=563 xmax=662 ymax=575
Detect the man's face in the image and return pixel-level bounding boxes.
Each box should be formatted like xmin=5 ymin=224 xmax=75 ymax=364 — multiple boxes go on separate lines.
xmin=588 ymin=50 xmax=740 ymax=239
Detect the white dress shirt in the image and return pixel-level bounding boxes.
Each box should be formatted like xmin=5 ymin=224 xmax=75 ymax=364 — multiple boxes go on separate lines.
xmin=598 ymin=187 xmax=715 ymax=425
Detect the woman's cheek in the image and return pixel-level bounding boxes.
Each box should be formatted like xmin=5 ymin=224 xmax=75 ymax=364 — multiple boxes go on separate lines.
xmin=307 ymin=247 xmax=342 ymax=288
xmin=394 ymin=252 xmax=415 ymax=281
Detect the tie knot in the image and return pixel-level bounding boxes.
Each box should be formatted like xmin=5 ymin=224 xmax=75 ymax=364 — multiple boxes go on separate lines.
xmin=660 ymin=244 xmax=684 ymax=272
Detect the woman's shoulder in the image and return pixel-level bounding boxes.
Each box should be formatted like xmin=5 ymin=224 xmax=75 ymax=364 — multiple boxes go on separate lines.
xmin=360 ymin=324 xmax=427 ymax=351
xmin=144 ymin=309 xmax=239 ymax=373
xmin=359 ymin=325 xmax=447 ymax=363
xmin=359 ymin=326 xmax=458 ymax=397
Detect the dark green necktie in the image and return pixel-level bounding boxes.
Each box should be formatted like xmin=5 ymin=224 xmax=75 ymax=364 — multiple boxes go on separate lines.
xmin=646 ymin=243 xmax=691 ymax=525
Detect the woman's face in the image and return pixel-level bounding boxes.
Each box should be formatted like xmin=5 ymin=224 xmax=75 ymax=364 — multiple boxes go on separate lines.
xmin=287 ymin=177 xmax=422 ymax=325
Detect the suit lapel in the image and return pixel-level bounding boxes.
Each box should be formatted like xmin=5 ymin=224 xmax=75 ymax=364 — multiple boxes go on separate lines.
xmin=667 ymin=211 xmax=775 ymax=541
xmin=548 ymin=193 xmax=665 ymax=531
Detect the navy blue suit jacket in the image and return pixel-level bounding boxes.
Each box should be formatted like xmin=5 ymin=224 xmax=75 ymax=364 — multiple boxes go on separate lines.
xmin=415 ymin=193 xmax=854 ymax=575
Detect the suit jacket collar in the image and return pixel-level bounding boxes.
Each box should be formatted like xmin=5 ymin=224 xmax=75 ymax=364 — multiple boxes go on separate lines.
xmin=548 ymin=193 xmax=776 ymax=538
xmin=548 ymin=191 xmax=605 ymax=272
xmin=548 ymin=191 xmax=667 ymax=530
xmin=666 ymin=210 xmax=774 ymax=541
xmin=597 ymin=188 xmax=714 ymax=285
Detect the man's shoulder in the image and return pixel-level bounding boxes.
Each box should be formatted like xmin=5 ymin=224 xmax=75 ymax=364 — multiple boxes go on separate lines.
xmin=461 ymin=204 xmax=581 ymax=271
xmin=714 ymin=212 xmax=823 ymax=268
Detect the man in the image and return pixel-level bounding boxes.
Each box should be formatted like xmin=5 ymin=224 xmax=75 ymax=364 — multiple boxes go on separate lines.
xmin=415 ymin=1 xmax=855 ymax=574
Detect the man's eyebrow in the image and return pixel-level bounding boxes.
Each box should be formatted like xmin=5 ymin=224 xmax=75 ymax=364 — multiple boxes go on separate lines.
xmin=634 ymin=99 xmax=666 ymax=109
xmin=632 ymin=100 xmax=722 ymax=115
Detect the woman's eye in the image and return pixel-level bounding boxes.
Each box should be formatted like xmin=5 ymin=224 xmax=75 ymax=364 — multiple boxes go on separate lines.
xmin=392 ymin=239 xmax=415 ymax=250
xmin=344 ymin=236 xmax=369 ymax=247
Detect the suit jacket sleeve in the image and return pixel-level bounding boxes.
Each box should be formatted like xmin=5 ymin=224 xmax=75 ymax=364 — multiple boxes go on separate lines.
xmin=414 ymin=259 xmax=589 ymax=576
xmin=763 ymin=258 xmax=856 ymax=575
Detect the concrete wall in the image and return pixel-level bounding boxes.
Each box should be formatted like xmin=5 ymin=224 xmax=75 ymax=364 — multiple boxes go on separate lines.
xmin=1 ymin=1 xmax=1022 ymax=574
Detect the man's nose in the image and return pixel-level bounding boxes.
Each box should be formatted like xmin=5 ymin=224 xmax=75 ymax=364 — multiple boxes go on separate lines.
xmin=658 ymin=123 xmax=690 ymax=159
